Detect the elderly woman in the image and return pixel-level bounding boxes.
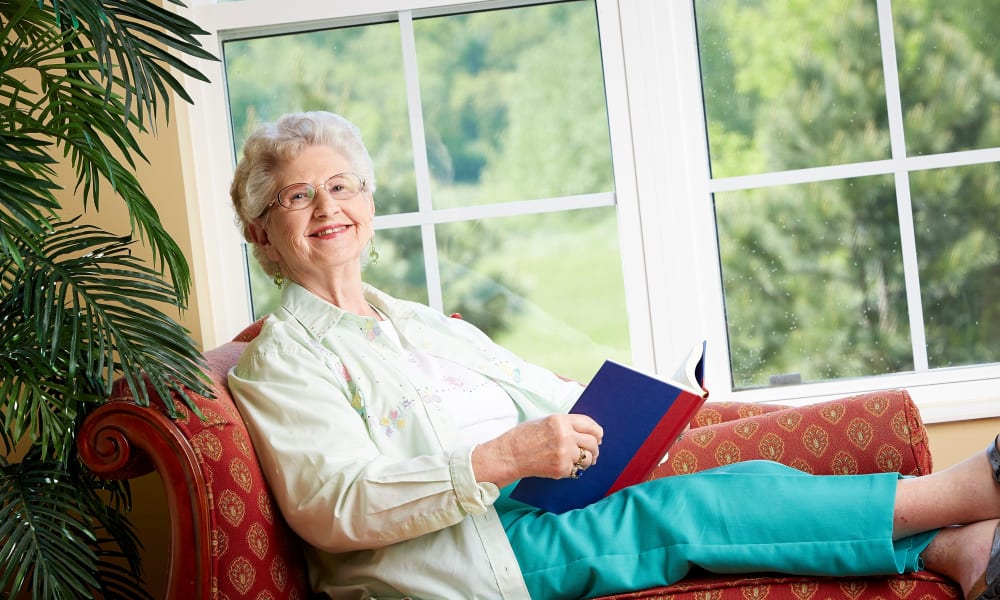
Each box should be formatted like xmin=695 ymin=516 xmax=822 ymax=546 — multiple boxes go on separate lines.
xmin=228 ymin=111 xmax=1000 ymax=600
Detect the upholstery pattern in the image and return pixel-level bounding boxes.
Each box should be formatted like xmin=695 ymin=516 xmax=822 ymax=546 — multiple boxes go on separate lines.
xmin=652 ymin=392 xmax=933 ymax=479
xmin=79 ymin=319 xmax=961 ymax=599
xmin=94 ymin=341 xmax=314 ymax=599
xmin=598 ymin=570 xmax=960 ymax=599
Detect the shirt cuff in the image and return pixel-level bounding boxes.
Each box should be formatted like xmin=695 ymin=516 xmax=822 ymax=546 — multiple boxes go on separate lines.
xmin=450 ymin=445 xmax=500 ymax=515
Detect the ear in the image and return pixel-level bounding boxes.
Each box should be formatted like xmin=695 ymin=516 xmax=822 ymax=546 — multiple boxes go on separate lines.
xmin=247 ymin=220 xmax=270 ymax=247
xmin=367 ymin=192 xmax=376 ymax=218
xmin=249 ymin=220 xmax=284 ymax=267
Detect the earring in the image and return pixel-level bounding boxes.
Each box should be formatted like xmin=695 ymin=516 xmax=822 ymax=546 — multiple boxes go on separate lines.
xmin=368 ymin=239 xmax=379 ymax=265
xmin=273 ymin=271 xmax=284 ymax=287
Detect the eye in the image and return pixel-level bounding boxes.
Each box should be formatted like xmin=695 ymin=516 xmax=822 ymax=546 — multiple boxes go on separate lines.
xmin=279 ymin=184 xmax=316 ymax=207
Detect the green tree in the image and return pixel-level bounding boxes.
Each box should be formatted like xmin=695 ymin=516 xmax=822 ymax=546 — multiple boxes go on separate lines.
xmin=698 ymin=0 xmax=1000 ymax=385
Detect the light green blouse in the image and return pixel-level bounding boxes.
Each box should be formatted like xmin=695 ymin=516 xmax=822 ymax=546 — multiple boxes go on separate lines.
xmin=228 ymin=282 xmax=583 ymax=599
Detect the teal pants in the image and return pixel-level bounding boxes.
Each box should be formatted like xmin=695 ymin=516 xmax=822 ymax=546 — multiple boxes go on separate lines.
xmin=498 ymin=460 xmax=938 ymax=600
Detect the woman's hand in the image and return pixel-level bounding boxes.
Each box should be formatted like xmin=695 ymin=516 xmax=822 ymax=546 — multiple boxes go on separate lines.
xmin=471 ymin=414 xmax=604 ymax=489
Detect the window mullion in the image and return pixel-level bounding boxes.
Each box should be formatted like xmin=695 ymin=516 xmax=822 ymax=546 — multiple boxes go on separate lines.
xmin=877 ymin=0 xmax=929 ymax=371
xmin=398 ymin=10 xmax=444 ymax=311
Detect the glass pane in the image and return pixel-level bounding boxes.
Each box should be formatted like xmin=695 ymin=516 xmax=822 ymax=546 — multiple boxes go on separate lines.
xmin=226 ymin=21 xmax=421 ymax=317
xmin=894 ymin=1 xmax=1000 ymax=155
xmin=716 ymin=176 xmax=912 ymax=388
xmin=436 ymin=207 xmax=629 ymax=381
xmin=361 ymin=226 xmax=429 ymax=305
xmin=414 ymin=1 xmax=613 ymax=208
xmin=246 ymin=244 xmax=276 ymax=320
xmin=695 ymin=0 xmax=888 ymax=178
xmin=912 ymin=163 xmax=1000 ymax=367
xmin=223 ymin=23 xmax=419 ymax=215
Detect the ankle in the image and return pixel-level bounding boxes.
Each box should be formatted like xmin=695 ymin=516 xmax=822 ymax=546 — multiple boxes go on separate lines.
xmin=922 ymin=520 xmax=995 ymax=598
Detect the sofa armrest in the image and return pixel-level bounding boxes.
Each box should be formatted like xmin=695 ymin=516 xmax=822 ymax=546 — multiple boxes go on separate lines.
xmin=652 ymin=389 xmax=932 ymax=479
xmin=78 ymin=340 xmax=313 ymax=600
xmin=79 ymin=401 xmax=212 ymax=598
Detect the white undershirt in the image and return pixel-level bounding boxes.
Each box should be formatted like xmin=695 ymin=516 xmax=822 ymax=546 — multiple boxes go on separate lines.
xmin=377 ymin=318 xmax=519 ymax=447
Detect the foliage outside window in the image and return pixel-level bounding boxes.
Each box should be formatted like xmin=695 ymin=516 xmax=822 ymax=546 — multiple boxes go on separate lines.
xmin=696 ymin=0 xmax=1000 ymax=389
xmin=222 ymin=0 xmax=629 ymax=380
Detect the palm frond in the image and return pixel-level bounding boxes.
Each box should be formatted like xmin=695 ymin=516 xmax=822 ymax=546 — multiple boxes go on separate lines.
xmin=0 ymin=218 xmax=210 ymax=458
xmin=0 ymin=130 xmax=61 ymax=265
xmin=0 ymin=460 xmax=100 ymax=599
xmin=1 ymin=0 xmax=217 ymax=300
xmin=0 ymin=1 xmax=216 ymax=596
xmin=70 ymin=459 xmax=152 ymax=600
xmin=51 ymin=0 xmax=215 ymax=124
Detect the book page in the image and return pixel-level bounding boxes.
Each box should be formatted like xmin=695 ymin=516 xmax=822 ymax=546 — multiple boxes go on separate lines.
xmin=668 ymin=341 xmax=707 ymax=395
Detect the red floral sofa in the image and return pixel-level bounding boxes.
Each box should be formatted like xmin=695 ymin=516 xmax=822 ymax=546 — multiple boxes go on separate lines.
xmin=77 ymin=320 xmax=962 ymax=599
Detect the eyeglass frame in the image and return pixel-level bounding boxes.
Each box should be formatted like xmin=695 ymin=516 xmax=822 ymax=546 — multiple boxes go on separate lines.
xmin=268 ymin=172 xmax=368 ymax=212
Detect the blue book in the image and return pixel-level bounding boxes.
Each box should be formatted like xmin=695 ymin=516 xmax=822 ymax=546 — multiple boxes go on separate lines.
xmin=509 ymin=342 xmax=708 ymax=513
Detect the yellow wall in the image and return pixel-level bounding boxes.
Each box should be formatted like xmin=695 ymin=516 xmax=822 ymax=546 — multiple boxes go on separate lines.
xmin=53 ymin=100 xmax=1000 ymax=596
xmin=928 ymin=416 xmax=1000 ymax=470
xmin=127 ymin=107 xmax=202 ymax=598
xmin=52 ymin=104 xmax=201 ymax=597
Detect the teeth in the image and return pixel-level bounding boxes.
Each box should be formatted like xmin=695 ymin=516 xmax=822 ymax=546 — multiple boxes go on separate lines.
xmin=313 ymin=225 xmax=347 ymax=237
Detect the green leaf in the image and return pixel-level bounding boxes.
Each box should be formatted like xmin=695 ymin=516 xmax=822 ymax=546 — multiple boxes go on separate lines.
xmin=0 ymin=461 xmax=99 ymax=598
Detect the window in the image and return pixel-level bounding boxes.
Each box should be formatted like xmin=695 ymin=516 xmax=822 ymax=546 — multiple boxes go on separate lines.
xmin=640 ymin=0 xmax=1000 ymax=419
xmin=177 ymin=0 xmax=1000 ymax=422
xmin=181 ymin=0 xmax=641 ymax=382
xmin=697 ymin=0 xmax=1000 ymax=388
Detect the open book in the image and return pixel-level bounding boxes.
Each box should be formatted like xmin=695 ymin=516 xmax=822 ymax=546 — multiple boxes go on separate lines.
xmin=508 ymin=341 xmax=708 ymax=513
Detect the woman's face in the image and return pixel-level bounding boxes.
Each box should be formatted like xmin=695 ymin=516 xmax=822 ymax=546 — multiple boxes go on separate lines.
xmin=251 ymin=145 xmax=375 ymax=288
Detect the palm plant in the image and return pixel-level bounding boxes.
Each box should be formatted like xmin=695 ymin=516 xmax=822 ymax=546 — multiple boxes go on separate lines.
xmin=0 ymin=1 xmax=214 ymax=597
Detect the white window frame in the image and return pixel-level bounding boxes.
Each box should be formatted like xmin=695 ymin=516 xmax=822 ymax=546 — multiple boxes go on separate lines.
xmin=173 ymin=0 xmax=1000 ymax=423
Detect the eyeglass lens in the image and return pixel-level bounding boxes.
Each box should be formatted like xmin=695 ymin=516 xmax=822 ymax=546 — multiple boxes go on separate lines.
xmin=277 ymin=173 xmax=364 ymax=209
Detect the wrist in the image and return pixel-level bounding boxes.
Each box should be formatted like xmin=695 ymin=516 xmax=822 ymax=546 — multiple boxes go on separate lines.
xmin=472 ymin=439 xmax=518 ymax=488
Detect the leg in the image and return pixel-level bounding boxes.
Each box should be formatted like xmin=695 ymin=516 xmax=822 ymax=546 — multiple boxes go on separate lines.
xmin=498 ymin=461 xmax=932 ymax=600
xmin=902 ymin=435 xmax=1000 ymax=600
xmin=919 ymin=519 xmax=998 ymax=598
xmin=894 ymin=444 xmax=1000 ymax=538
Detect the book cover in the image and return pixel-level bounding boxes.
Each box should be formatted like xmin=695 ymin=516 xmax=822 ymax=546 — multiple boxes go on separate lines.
xmin=508 ymin=342 xmax=708 ymax=513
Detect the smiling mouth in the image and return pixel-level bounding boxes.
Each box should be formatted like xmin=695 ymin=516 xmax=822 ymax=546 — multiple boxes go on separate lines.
xmin=310 ymin=225 xmax=351 ymax=237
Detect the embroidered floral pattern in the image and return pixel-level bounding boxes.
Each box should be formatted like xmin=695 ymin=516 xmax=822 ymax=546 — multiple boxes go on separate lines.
xmin=379 ymin=398 xmax=415 ymax=436
xmin=361 ymin=319 xmax=381 ymax=341
xmin=312 ymin=341 xmax=368 ymax=419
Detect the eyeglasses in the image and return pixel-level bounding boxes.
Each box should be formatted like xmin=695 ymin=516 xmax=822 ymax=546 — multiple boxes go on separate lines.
xmin=271 ymin=172 xmax=367 ymax=211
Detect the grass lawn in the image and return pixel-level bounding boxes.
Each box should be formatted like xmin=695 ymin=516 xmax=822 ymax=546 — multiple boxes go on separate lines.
xmin=483 ymin=208 xmax=632 ymax=381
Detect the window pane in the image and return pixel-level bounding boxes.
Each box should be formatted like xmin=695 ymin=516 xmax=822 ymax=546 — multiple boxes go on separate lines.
xmin=414 ymin=1 xmax=613 ymax=208
xmin=246 ymin=244 xmax=276 ymax=320
xmin=225 ymin=1 xmax=629 ymax=380
xmin=361 ymin=226 xmax=429 ymax=306
xmin=226 ymin=21 xmax=421 ymax=317
xmin=695 ymin=0 xmax=888 ymax=178
xmin=716 ymin=177 xmax=912 ymax=388
xmin=436 ymin=208 xmax=629 ymax=381
xmin=894 ymin=1 xmax=1000 ymax=155
xmin=223 ymin=22 xmax=419 ymax=215
xmin=913 ymin=163 xmax=1000 ymax=367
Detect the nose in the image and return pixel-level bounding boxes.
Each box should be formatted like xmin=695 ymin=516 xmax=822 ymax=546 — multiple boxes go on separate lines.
xmin=312 ymin=185 xmax=342 ymax=214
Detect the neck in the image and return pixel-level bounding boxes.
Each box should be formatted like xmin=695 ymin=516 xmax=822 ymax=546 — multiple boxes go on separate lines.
xmin=291 ymin=269 xmax=379 ymax=318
